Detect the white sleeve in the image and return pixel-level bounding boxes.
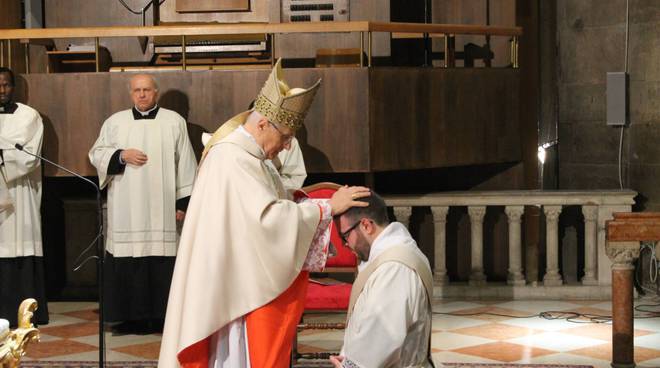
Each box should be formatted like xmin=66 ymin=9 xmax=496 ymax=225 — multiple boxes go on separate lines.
xmin=88 ymin=119 xmax=118 ymax=189
xmin=2 ymin=113 xmax=43 ymax=183
xmin=175 ymin=117 xmax=197 ymax=199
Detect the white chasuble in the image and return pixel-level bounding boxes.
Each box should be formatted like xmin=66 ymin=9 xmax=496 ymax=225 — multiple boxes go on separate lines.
xmin=341 ymin=223 xmax=434 ymax=368
xmin=0 ymin=103 xmax=43 ymax=258
xmin=88 ymin=108 xmax=197 ymax=257
xmin=158 ymin=128 xmax=330 ymax=368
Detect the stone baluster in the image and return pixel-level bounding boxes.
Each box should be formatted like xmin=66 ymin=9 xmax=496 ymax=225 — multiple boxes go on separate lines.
xmin=598 ymin=205 xmax=633 ymax=285
xmin=468 ymin=206 xmax=486 ymax=285
xmin=505 ymin=205 xmax=525 ymax=285
xmin=393 ymin=206 xmax=412 ymax=229
xmin=581 ymin=205 xmax=598 ymax=285
xmin=606 ymin=241 xmax=640 ymax=368
xmin=543 ymin=205 xmax=563 ymax=286
xmin=431 ymin=206 xmax=449 ymax=284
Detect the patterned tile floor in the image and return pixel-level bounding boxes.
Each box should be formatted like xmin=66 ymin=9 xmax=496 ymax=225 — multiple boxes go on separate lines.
xmin=21 ymin=299 xmax=660 ymax=367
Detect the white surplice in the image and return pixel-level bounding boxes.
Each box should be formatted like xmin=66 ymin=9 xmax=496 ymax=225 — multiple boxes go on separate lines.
xmin=0 ymin=103 xmax=43 ymax=258
xmin=88 ymin=107 xmax=197 ymax=257
xmin=340 ymin=222 xmax=434 ymax=368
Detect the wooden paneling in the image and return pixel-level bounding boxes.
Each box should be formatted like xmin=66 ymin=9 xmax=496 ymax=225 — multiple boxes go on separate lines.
xmin=432 ymin=0 xmax=516 ymax=67
xmin=21 ymin=67 xmax=370 ymax=176
xmin=21 ymin=67 xmax=519 ymax=176
xmin=45 ymin=0 xmax=156 ymax=63
xmin=0 ymin=0 xmax=22 ymax=27
xmin=0 ymin=0 xmax=25 ymax=73
xmin=370 ymin=68 xmax=520 ymax=171
xmin=176 ymin=0 xmax=250 ymax=13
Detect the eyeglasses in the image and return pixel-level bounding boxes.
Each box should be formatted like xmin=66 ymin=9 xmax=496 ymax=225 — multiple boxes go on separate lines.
xmin=268 ymin=121 xmax=294 ymax=145
xmin=339 ymin=219 xmax=362 ymax=244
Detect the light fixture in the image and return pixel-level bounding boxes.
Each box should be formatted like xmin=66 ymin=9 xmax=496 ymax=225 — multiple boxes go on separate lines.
xmin=537 ymin=140 xmax=558 ymax=164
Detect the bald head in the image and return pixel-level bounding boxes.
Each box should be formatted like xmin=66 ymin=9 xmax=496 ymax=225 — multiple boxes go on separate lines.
xmin=129 ymin=74 xmax=159 ymax=112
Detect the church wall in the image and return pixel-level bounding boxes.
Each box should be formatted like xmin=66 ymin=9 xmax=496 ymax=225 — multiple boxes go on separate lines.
xmin=557 ymin=0 xmax=660 ymax=211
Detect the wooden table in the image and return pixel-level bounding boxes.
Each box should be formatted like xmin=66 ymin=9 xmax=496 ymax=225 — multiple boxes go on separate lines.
xmin=605 ymin=212 xmax=660 ymax=368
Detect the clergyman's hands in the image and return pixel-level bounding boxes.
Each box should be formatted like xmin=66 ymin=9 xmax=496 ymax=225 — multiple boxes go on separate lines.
xmin=328 ymin=185 xmax=371 ymax=216
xmin=121 ymin=149 xmax=148 ymax=166
xmin=329 ymin=355 xmax=345 ymax=368
xmin=176 ymin=210 xmax=185 ymax=222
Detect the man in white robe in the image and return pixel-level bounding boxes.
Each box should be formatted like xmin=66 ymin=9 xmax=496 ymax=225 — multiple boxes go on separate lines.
xmin=0 ymin=67 xmax=48 ymax=327
xmin=331 ymin=192 xmax=435 ymax=368
xmin=159 ymin=59 xmax=370 ymax=368
xmin=89 ymin=74 xmax=197 ymax=331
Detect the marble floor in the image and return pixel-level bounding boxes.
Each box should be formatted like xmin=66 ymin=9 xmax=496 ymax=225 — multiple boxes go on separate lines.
xmin=21 ymin=298 xmax=660 ymax=367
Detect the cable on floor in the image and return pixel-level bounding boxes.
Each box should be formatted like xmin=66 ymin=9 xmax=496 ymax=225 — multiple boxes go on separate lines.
xmin=433 ymin=303 xmax=660 ymax=324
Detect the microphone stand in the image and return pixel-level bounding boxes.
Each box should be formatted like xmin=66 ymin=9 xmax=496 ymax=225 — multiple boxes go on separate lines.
xmin=14 ymin=143 xmax=106 ymax=367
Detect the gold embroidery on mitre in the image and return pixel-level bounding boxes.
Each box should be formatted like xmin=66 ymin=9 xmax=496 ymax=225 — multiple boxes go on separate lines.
xmin=253 ymin=59 xmax=321 ymax=131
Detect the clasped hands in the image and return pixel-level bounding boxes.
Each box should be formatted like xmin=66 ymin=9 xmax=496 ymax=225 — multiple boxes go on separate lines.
xmin=120 ymin=148 xmax=148 ymax=166
xmin=121 ymin=148 xmax=185 ymax=221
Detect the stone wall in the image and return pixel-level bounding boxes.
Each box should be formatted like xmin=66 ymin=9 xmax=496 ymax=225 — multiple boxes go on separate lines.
xmin=557 ymin=0 xmax=660 ymax=211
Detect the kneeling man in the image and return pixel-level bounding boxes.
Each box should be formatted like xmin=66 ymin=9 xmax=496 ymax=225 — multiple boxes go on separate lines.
xmin=331 ymin=192 xmax=435 ymax=368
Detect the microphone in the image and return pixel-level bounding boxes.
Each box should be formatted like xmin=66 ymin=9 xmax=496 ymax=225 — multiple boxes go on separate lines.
xmin=14 ymin=142 xmax=108 ymax=367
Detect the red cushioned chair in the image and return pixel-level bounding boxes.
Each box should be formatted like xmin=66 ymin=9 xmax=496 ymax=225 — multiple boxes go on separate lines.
xmin=292 ymin=182 xmax=358 ymax=364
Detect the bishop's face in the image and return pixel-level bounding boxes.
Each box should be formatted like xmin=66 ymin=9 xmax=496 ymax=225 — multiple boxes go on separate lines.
xmin=130 ymin=75 xmax=158 ymax=112
xmin=262 ymin=120 xmax=293 ymax=160
xmin=0 ymin=73 xmax=14 ymax=105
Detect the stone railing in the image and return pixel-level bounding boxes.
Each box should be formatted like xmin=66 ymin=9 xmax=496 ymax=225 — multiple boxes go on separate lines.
xmin=383 ymin=190 xmax=637 ymax=299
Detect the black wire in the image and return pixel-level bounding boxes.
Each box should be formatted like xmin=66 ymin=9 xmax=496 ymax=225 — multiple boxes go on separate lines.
xmin=118 ymin=0 xmax=141 ymax=14
xmin=540 ymin=311 xmax=612 ymax=324
xmin=634 ymin=302 xmax=660 ymax=317
xmin=433 ymin=308 xmax=660 ymax=324
xmin=117 ymin=0 xmax=166 ymax=15
xmin=432 ymin=311 xmax=538 ymax=319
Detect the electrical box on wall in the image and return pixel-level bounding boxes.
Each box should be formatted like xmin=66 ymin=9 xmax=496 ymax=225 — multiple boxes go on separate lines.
xmin=281 ymin=0 xmax=349 ymax=22
xmin=607 ymin=72 xmax=628 ymax=126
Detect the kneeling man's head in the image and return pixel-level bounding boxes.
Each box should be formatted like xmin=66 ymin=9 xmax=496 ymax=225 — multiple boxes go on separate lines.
xmin=336 ymin=192 xmax=389 ymax=262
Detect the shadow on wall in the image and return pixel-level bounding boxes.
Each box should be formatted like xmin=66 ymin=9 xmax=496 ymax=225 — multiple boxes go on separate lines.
xmin=159 ymin=89 xmax=207 ymax=162
xmin=296 ymin=125 xmax=333 ymax=173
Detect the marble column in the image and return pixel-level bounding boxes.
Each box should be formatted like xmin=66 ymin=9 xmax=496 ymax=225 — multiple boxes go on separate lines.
xmin=431 ymin=206 xmax=449 ymax=284
xmin=606 ymin=241 xmax=640 ymax=368
xmin=468 ymin=206 xmax=486 ymax=285
xmin=393 ymin=206 xmax=412 ymax=229
xmin=505 ymin=205 xmax=525 ymax=285
xmin=543 ymin=205 xmax=563 ymax=286
xmin=581 ymin=205 xmax=599 ymax=285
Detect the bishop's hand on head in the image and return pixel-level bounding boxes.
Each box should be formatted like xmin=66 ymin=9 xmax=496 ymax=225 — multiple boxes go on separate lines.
xmin=328 ymin=185 xmax=371 ymax=216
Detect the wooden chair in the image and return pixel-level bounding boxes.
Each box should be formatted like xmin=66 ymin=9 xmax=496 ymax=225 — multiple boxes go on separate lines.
xmin=292 ymin=182 xmax=358 ymax=364
xmin=0 ymin=299 xmax=40 ymax=368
